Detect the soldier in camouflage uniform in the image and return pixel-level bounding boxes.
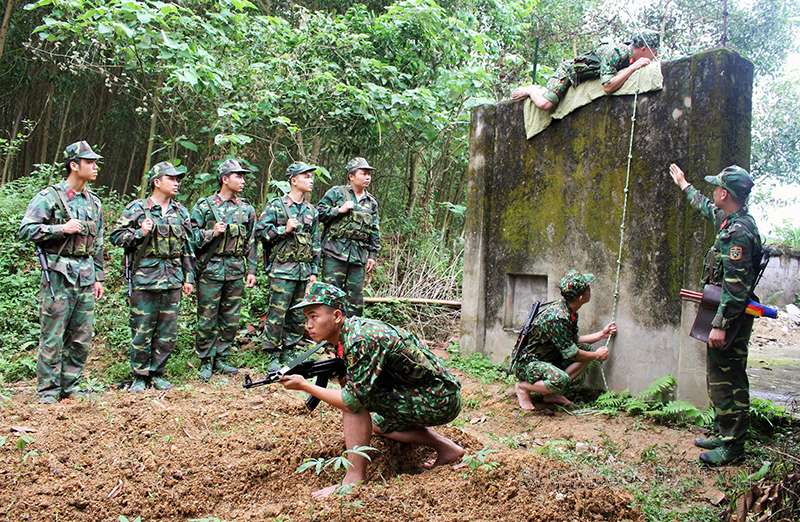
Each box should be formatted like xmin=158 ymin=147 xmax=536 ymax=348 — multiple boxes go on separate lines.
xmin=512 ymin=30 xmax=660 ymax=110
xmin=669 ymin=164 xmax=762 ymax=466
xmin=317 ymin=157 xmax=380 ymax=316
xmin=19 ymin=141 xmax=105 ymax=404
xmin=191 ymin=159 xmax=258 ymax=381
xmin=255 ymin=162 xmax=321 ymax=367
xmin=512 ymin=271 xmax=616 ymax=410
xmin=110 ymin=162 xmax=195 ymax=392
xmin=280 ymin=282 xmax=463 ymax=498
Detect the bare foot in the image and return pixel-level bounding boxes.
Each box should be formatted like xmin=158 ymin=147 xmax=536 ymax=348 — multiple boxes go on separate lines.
xmin=421 ymin=440 xmax=465 ymax=470
xmin=515 ymin=383 xmax=535 ymax=411
xmin=542 ymin=394 xmax=573 ymax=407
xmin=312 ymin=479 xmax=361 ymax=499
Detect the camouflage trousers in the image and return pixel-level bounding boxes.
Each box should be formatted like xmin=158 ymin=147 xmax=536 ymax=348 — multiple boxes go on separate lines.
xmin=370 ymin=377 xmax=462 ymax=434
xmin=322 ymin=256 xmax=365 ymax=316
xmin=195 ymin=273 xmax=244 ymax=361
xmin=129 ymin=288 xmax=182 ymax=377
xmin=707 ymin=316 xmax=753 ymax=446
xmin=262 ymin=277 xmax=307 ymax=352
xmin=514 ymin=360 xmax=570 ymax=394
xmin=37 ymin=271 xmax=95 ymax=399
xmin=544 ymin=57 xmax=601 ymax=105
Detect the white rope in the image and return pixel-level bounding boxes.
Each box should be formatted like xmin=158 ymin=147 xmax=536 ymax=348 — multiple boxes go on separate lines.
xmin=600 ymin=90 xmax=638 ymax=390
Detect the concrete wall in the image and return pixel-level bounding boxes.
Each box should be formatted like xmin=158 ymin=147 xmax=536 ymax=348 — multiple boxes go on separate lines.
xmin=462 ymin=49 xmax=754 ymax=405
xmin=756 ymin=250 xmax=800 ymax=306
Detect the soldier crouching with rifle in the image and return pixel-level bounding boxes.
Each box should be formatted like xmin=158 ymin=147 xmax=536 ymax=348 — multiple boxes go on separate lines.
xmin=278 ymin=282 xmax=464 ymax=498
xmin=511 ymin=271 xmax=616 ymax=410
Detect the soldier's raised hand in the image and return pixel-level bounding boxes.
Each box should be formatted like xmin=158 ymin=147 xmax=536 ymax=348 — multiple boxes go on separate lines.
xmin=338 ymin=200 xmax=355 ymax=214
xmin=286 ymin=218 xmax=298 ymax=233
xmin=140 ymin=217 xmax=154 ymax=236
xmin=669 ymin=163 xmax=689 ymax=190
xmin=595 ymin=347 xmax=610 ymax=361
xmin=633 ymin=57 xmax=652 ymax=70
xmin=62 ymin=218 xmax=83 ymax=235
xmin=212 ymin=221 xmax=227 ymax=237
xmin=182 ymin=282 xmax=194 ymax=296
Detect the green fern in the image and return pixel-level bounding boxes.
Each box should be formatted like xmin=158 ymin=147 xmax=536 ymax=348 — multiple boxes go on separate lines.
xmin=623 ymin=397 xmax=649 ymax=415
xmin=646 ymin=400 xmax=703 ymax=425
xmin=698 ymin=407 xmax=715 ymax=428
xmin=636 ymin=374 xmax=676 ymax=405
xmin=595 ymin=390 xmax=632 ymax=410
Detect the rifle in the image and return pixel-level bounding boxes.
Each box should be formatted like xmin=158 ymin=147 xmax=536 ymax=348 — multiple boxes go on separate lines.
xmin=124 ymin=250 xmax=133 ymax=298
xmin=243 ymin=346 xmax=346 ymax=411
xmin=35 ymin=245 xmax=56 ymax=301
xmin=508 ymin=300 xmax=549 ymax=372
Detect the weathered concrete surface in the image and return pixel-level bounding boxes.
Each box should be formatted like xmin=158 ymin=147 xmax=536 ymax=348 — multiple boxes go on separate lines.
xmin=462 ymin=49 xmax=754 ymax=405
xmin=756 ymin=249 xmax=800 ymax=306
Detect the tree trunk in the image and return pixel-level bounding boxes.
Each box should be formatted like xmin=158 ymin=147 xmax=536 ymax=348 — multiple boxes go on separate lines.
xmin=122 ymin=143 xmax=137 ymax=195
xmin=310 ymin=134 xmax=321 ymax=164
xmin=259 ymin=140 xmax=275 ymax=208
xmin=0 ymin=103 xmax=23 ymax=184
xmin=405 ymin=149 xmax=418 ymax=214
xmin=139 ymin=87 xmax=159 ymax=197
xmin=294 ymin=130 xmax=306 ymax=161
xmin=0 ymin=0 xmax=14 ymax=61
xmin=720 ymin=0 xmax=729 ymax=47
xmin=38 ymin=87 xmax=55 ymax=164
xmin=52 ymin=93 xmax=73 ymax=164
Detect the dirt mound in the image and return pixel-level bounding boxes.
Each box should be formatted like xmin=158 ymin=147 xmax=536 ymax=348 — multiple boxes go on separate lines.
xmin=1 ymin=380 xmax=640 ymax=521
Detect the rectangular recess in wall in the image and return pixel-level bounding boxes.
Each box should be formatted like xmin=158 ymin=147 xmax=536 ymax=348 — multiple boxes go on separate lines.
xmin=504 ymin=273 xmax=548 ymax=330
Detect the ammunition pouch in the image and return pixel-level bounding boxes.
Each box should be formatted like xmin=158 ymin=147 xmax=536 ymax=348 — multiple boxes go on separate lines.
xmin=271 ymin=230 xmax=313 ymax=263
xmin=42 ymin=220 xmax=97 ymax=257
xmin=208 ymin=223 xmax=248 ymax=257
xmin=327 ymin=209 xmax=372 ymax=244
xmin=145 ymin=222 xmax=185 ymax=259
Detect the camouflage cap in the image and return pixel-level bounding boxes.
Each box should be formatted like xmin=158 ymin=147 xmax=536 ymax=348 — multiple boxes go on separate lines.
xmin=346 ymin=157 xmax=374 ymax=174
xmin=704 ymin=165 xmax=754 ymax=203
xmin=147 ymin=161 xmax=185 ymax=184
xmin=218 ymin=159 xmax=252 ymax=180
xmin=291 ymin=282 xmax=347 ymax=311
xmin=64 ymin=141 xmax=102 ymax=161
xmin=286 ymin=161 xmax=317 ymax=179
xmin=628 ymin=29 xmax=660 ymax=50
xmin=559 ymin=270 xmax=595 ymax=301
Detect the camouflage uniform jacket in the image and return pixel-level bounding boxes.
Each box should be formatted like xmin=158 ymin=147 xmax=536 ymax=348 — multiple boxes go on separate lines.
xmin=566 ymin=40 xmax=632 ymax=85
xmin=317 ymin=185 xmax=380 ymax=266
xmin=18 ymin=180 xmax=105 ymax=287
xmin=255 ymin=195 xmax=320 ymax=280
xmin=190 ymin=194 xmax=258 ymax=281
xmin=110 ymin=198 xmax=195 ymax=290
xmin=512 ymin=300 xmax=579 ymax=371
xmin=685 ymin=185 xmax=762 ymax=330
xmin=337 ymin=316 xmax=460 ymax=413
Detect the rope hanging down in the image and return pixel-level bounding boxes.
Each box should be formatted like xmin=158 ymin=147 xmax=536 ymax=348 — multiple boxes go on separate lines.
xmin=599 ymin=90 xmax=639 ymax=390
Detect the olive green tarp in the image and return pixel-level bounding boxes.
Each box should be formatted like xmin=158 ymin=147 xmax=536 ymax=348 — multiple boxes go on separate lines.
xmin=523 ymin=62 xmax=664 ymax=139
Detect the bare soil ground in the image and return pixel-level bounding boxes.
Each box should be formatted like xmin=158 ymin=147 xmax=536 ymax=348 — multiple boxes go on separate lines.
xmin=2 ymin=360 xmax=754 ymax=522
